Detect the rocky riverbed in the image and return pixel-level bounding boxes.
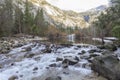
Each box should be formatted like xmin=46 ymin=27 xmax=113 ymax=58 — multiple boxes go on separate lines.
xmin=0 ymin=37 xmax=120 ymax=80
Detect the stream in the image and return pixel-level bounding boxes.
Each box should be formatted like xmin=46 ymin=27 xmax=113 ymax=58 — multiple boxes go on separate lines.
xmin=0 ymin=42 xmax=107 ymax=80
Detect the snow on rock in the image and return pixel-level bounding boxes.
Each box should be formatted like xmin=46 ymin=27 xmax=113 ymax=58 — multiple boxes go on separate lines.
xmin=0 ymin=43 xmax=106 ymax=80
xmin=92 ymin=38 xmax=113 ymax=44
xmin=104 ymin=37 xmax=118 ymax=41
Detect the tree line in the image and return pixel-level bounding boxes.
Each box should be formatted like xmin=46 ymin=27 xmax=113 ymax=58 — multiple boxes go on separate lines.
xmin=0 ymin=0 xmax=80 ymax=43
xmin=0 ymin=0 xmax=119 ymax=44
xmin=0 ymin=0 xmax=49 ymax=37
xmin=93 ymin=0 xmax=120 ymax=43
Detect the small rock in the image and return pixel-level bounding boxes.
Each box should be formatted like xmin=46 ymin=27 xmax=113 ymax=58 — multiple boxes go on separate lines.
xmin=74 ymin=47 xmax=79 ymax=50
xmin=80 ymin=55 xmax=90 ymax=59
xmin=77 ymin=45 xmax=81 ymax=48
xmin=97 ymin=45 xmax=105 ymax=49
xmin=33 ymin=67 xmax=38 ymax=71
xmin=11 ymin=63 xmax=14 ymax=66
xmin=63 ymin=72 xmax=69 ymax=75
xmin=81 ymin=50 xmax=86 ymax=54
xmin=78 ymin=53 xmax=82 ymax=55
xmin=25 ymin=53 xmax=35 ymax=58
xmin=56 ymin=57 xmax=63 ymax=62
xmin=45 ymin=76 xmax=61 ymax=80
xmin=16 ymin=71 xmax=19 ymax=73
xmin=62 ymin=63 xmax=68 ymax=68
xmin=8 ymin=75 xmax=18 ymax=80
xmin=74 ymin=56 xmax=79 ymax=61
xmin=42 ymin=48 xmax=52 ymax=53
xmin=46 ymin=67 xmax=49 ymax=69
xmin=0 ymin=64 xmax=2 ymax=68
xmin=49 ymin=63 xmax=57 ymax=67
xmin=90 ymin=54 xmax=99 ymax=58
xmin=20 ymin=75 xmax=23 ymax=77
xmin=88 ymin=49 xmax=97 ymax=53
xmin=25 ymin=47 xmax=32 ymax=52
xmin=62 ymin=58 xmax=78 ymax=66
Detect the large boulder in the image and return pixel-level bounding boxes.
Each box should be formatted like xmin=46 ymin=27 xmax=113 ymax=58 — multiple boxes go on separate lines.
xmin=62 ymin=57 xmax=79 ymax=67
xmin=104 ymin=44 xmax=117 ymax=51
xmin=97 ymin=44 xmax=117 ymax=51
xmin=91 ymin=55 xmax=120 ymax=80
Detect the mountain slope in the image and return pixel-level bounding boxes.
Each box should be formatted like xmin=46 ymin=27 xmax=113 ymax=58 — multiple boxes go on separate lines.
xmin=26 ymin=0 xmax=89 ymax=28
xmin=13 ymin=0 xmax=107 ymax=28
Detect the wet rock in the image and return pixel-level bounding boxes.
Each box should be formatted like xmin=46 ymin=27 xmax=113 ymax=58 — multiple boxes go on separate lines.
xmin=88 ymin=49 xmax=101 ymax=53
xmin=91 ymin=55 xmax=120 ymax=80
xmin=25 ymin=53 xmax=35 ymax=58
xmin=97 ymin=45 xmax=105 ymax=49
xmin=42 ymin=48 xmax=52 ymax=53
xmin=80 ymin=55 xmax=90 ymax=59
xmin=101 ymin=50 xmax=113 ymax=55
xmin=16 ymin=71 xmax=19 ymax=73
xmin=81 ymin=50 xmax=86 ymax=54
xmin=62 ymin=58 xmax=79 ymax=66
xmin=56 ymin=57 xmax=63 ymax=62
xmin=49 ymin=63 xmax=57 ymax=67
xmin=11 ymin=63 xmax=14 ymax=66
xmin=24 ymin=47 xmax=32 ymax=52
xmin=8 ymin=75 xmax=18 ymax=80
xmin=76 ymin=45 xmax=81 ymax=48
xmin=63 ymin=72 xmax=69 ymax=75
xmin=77 ymin=52 xmax=82 ymax=55
xmin=33 ymin=67 xmax=38 ymax=71
xmin=20 ymin=75 xmax=23 ymax=77
xmin=74 ymin=47 xmax=79 ymax=50
xmin=74 ymin=56 xmax=79 ymax=61
xmin=0 ymin=64 xmax=2 ymax=68
xmin=45 ymin=76 xmax=61 ymax=80
xmin=62 ymin=64 xmax=68 ymax=68
xmin=90 ymin=54 xmax=99 ymax=58
xmin=118 ymin=44 xmax=120 ymax=47
xmin=46 ymin=67 xmax=49 ymax=69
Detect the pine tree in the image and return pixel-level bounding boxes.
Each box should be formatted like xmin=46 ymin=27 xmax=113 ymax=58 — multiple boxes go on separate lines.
xmin=14 ymin=1 xmax=24 ymax=34
xmin=0 ymin=0 xmax=14 ymax=36
xmin=34 ymin=9 xmax=48 ymax=36
xmin=23 ymin=0 xmax=34 ymax=34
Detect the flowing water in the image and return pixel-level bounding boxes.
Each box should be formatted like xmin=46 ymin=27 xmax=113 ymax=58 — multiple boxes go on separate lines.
xmin=0 ymin=43 xmax=107 ymax=80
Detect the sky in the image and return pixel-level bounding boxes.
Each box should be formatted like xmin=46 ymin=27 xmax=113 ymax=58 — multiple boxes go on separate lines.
xmin=46 ymin=0 xmax=109 ymax=12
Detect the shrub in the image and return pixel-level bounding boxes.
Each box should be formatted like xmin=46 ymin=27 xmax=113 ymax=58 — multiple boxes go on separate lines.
xmin=47 ymin=25 xmax=66 ymax=43
xmin=112 ymin=25 xmax=120 ymax=39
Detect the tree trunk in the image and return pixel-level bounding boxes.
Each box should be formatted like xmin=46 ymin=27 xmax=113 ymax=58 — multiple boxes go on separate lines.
xmin=101 ymin=37 xmax=105 ymax=45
